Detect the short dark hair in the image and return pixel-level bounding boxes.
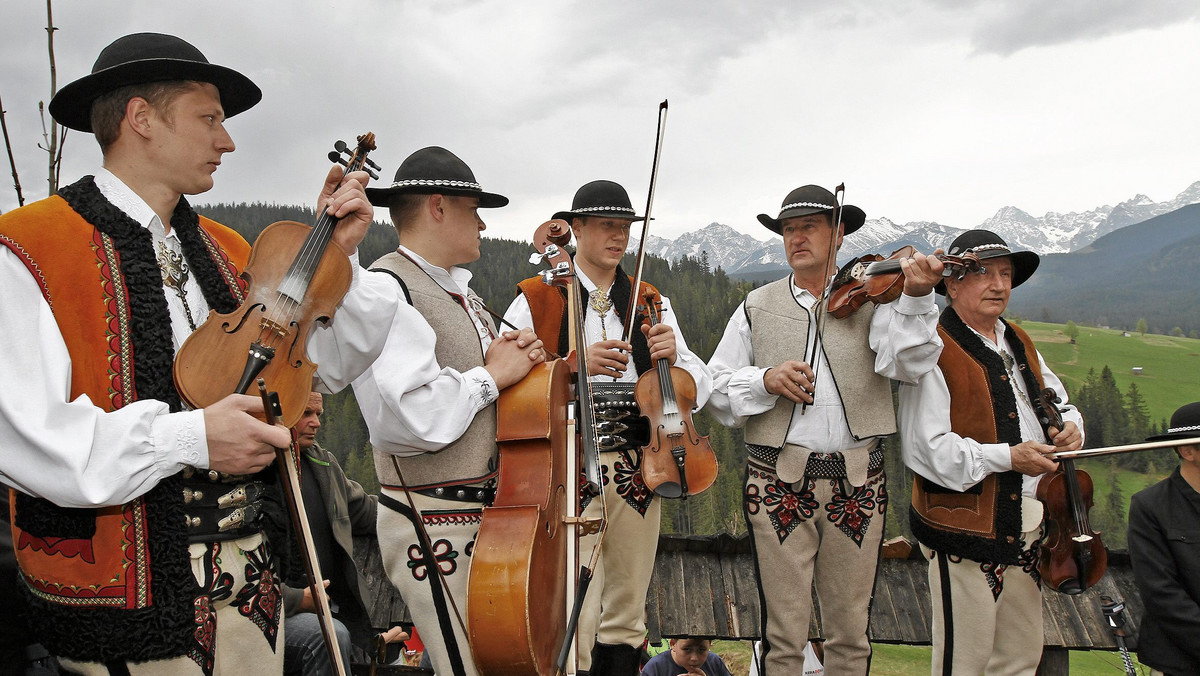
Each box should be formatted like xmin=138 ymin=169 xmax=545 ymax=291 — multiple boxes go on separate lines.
xmin=90 ymin=80 xmax=202 ymax=151
xmin=387 ymin=193 xmax=429 ymax=234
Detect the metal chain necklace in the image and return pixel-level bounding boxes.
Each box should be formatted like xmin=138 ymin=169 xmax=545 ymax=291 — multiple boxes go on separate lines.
xmin=588 ymin=285 xmax=613 ymax=340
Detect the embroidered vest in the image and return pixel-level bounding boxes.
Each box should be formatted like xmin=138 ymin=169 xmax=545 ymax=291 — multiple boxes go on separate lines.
xmin=369 ymin=252 xmax=498 ymax=490
xmin=515 ymin=266 xmax=660 ymax=376
xmin=742 ymin=277 xmax=895 ymax=482
xmin=909 ymin=308 xmax=1044 ymax=565
xmin=0 ymin=179 xmax=248 ymax=662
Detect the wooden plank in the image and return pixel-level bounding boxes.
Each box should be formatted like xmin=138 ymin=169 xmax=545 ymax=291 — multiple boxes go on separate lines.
xmin=867 ymin=559 xmax=904 ymax=643
xmin=727 ymin=549 xmax=762 ymax=639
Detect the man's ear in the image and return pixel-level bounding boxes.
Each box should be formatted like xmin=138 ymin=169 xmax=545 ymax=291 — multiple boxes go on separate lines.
xmin=426 ymin=194 xmax=446 ymax=222
xmin=124 ymin=96 xmax=154 ymax=141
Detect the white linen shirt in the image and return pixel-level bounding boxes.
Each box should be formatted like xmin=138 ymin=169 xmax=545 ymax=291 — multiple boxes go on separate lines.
xmin=0 ymin=169 xmax=400 ymax=507
xmin=706 ymin=281 xmax=942 ymax=454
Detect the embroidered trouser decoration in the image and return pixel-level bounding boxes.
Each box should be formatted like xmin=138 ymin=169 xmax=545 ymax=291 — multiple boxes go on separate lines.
xmin=743 ymin=458 xmax=887 ymax=676
xmin=378 ymin=489 xmax=481 ymax=676
xmin=58 ymin=533 xmax=284 ymax=676
xmin=575 ymin=449 xmax=662 ymax=672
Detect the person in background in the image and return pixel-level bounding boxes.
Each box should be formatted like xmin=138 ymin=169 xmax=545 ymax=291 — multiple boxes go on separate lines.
xmin=639 ymin=638 xmax=732 ymax=676
xmin=1128 ymin=401 xmax=1200 ymax=676
xmin=281 ymin=391 xmax=407 ymax=674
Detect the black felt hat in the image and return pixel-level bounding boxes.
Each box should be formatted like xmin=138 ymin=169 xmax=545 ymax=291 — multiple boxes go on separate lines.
xmin=1147 ymin=402 xmax=1200 ymax=443
xmin=935 ymin=229 xmax=1040 ymax=295
xmin=757 ymin=184 xmax=865 ymax=236
xmin=366 ymin=146 xmax=508 ymax=208
xmin=552 ymin=180 xmax=646 ymax=223
xmin=49 ymin=32 xmax=262 ymax=133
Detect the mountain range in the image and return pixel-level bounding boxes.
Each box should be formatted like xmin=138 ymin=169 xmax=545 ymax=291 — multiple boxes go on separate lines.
xmin=639 ymin=182 xmax=1200 ymax=279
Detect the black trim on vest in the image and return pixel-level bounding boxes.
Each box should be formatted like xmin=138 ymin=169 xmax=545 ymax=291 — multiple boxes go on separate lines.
xmin=572 ymin=265 xmax=652 ymax=375
xmin=908 ymin=307 xmax=1026 ymax=565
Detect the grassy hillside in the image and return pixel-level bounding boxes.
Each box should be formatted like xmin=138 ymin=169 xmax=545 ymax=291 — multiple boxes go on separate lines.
xmin=1017 ymin=320 xmax=1199 ymax=424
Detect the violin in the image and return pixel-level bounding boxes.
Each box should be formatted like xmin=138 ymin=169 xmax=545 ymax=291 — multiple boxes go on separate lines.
xmin=1033 ymin=387 xmax=1107 ymax=594
xmin=173 ymin=134 xmax=379 ymax=427
xmin=825 ymin=246 xmax=984 ymax=319
xmin=634 ymin=296 xmax=718 ymax=498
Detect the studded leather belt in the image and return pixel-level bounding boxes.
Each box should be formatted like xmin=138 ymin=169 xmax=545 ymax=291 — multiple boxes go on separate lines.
xmin=179 ymin=469 xmax=267 ymax=542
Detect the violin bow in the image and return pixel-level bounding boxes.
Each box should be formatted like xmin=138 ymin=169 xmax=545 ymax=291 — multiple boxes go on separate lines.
xmin=1048 ymin=436 xmax=1200 ymax=461
xmin=800 ymin=182 xmax=844 ymax=415
xmin=258 ymin=379 xmax=347 ymax=676
xmin=620 ymin=100 xmax=669 ymax=345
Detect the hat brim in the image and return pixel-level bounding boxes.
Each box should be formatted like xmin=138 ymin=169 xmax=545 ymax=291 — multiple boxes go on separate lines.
xmin=757 ymin=204 xmax=864 ymax=236
xmin=1145 ymin=432 xmax=1200 ymax=443
xmin=934 ymin=249 xmax=1041 ymax=295
xmin=552 ymin=210 xmax=646 ymax=223
xmin=366 ymin=184 xmax=508 ymax=209
xmin=49 ymin=58 xmax=262 ymax=133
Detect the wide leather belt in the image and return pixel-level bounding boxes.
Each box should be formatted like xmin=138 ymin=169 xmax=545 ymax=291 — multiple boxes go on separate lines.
xmin=747 ymin=443 xmax=885 ymax=479
xmin=590 ymin=382 xmax=650 ymax=453
xmin=180 ymin=470 xmax=267 ymax=542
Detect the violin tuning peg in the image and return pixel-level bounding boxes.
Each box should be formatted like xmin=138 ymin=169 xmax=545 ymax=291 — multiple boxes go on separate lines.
xmin=327 ymin=151 xmax=349 ymax=167
xmin=365 ymin=157 xmax=382 ymax=171
xmin=366 ymin=167 xmax=379 ymax=180
xmin=528 ymin=252 xmax=545 ymax=265
xmin=334 ymin=140 xmax=349 ymax=154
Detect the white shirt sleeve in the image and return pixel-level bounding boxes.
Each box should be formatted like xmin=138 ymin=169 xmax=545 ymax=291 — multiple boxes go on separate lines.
xmin=705 ymin=302 xmax=777 ymax=428
xmin=502 ymin=291 xmax=534 ymax=332
xmin=869 ymin=291 xmax=943 ymax=382
xmin=0 ymin=249 xmax=206 ymax=507
xmin=351 ymin=277 xmax=499 ymax=456
xmin=307 ymin=257 xmax=408 ymax=393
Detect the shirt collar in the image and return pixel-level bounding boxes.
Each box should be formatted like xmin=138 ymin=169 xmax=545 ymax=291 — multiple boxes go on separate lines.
xmin=397 ymin=244 xmax=474 ymax=297
xmin=94 ymin=167 xmax=175 ymax=241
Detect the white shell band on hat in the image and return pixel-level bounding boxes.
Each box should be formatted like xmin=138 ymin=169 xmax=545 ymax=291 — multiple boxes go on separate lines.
xmin=969 ymin=243 xmax=1011 ymax=254
xmin=1168 ymin=424 xmax=1200 ymax=433
xmin=384 ymin=178 xmax=483 ymax=190
xmin=572 ymin=206 xmax=636 ymax=214
xmin=779 ymin=201 xmax=835 ymax=213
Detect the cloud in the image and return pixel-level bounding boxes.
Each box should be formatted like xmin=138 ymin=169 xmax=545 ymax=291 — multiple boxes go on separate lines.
xmin=939 ymin=0 xmax=1200 ymax=56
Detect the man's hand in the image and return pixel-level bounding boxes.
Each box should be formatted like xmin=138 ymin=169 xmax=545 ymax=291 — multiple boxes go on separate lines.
xmin=763 ymin=360 xmax=815 ymax=404
xmin=1047 ymin=421 xmax=1083 ymax=453
xmin=586 ymin=339 xmax=632 ymax=378
xmin=1010 ymin=440 xmax=1059 ymax=476
xmin=298 ymin=579 xmax=332 ymax=613
xmin=203 ymin=394 xmax=289 ymax=474
xmin=320 ymin=165 xmax=374 ymax=257
xmin=485 ymin=331 xmax=546 ymax=390
xmin=900 ymin=248 xmax=946 ymax=297
xmin=642 ymin=321 xmax=677 ymax=365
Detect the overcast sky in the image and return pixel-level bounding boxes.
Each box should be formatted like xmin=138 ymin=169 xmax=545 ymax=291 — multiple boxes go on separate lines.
xmin=2 ymin=0 xmax=1198 ymax=243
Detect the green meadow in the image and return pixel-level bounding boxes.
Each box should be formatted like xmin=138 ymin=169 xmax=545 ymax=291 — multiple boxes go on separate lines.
xmin=1019 ymin=320 xmax=1199 ymax=424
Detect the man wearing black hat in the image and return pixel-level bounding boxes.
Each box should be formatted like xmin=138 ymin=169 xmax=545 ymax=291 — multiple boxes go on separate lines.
xmin=707 ymin=185 xmax=945 ymax=675
xmin=503 ymin=179 xmax=711 ymax=675
xmin=1128 ymin=402 xmax=1200 ymax=676
xmin=0 ymin=32 xmax=390 ymax=674
xmin=355 ymin=146 xmax=546 ymax=676
xmin=898 ymin=229 xmax=1084 ymax=674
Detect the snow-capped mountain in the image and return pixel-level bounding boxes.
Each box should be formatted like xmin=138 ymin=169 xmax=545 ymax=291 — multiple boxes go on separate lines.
xmin=638 ymin=182 xmax=1200 ymax=275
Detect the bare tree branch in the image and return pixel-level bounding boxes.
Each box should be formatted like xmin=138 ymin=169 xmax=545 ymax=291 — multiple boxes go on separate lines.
xmin=1 ymin=89 xmax=27 ymax=207
xmin=45 ymin=0 xmax=64 ymax=195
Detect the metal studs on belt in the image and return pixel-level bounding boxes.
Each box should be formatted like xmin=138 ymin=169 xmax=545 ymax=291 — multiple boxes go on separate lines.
xmin=434 ymin=487 xmax=445 ymax=496
xmin=456 ymin=489 xmax=466 ymax=499
xmin=183 ymin=488 xmax=204 ymax=503
xmin=185 ymin=514 xmax=201 ymax=528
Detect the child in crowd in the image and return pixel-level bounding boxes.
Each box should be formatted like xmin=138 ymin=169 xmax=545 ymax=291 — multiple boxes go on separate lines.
xmin=640 ymin=638 xmax=733 ymax=676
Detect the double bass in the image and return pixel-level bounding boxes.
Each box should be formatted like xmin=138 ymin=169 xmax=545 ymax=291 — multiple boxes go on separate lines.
xmin=1034 ymin=387 xmax=1107 ymax=594
xmin=468 ymin=219 xmax=586 ymax=676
